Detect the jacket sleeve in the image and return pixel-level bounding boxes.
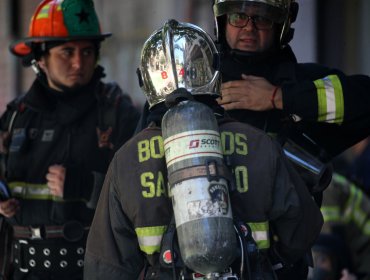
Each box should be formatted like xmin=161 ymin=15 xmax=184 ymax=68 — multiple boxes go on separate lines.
xmin=282 ymin=63 xmax=370 ymax=125
xmin=268 ymin=141 xmax=324 ymax=264
xmin=281 ymin=64 xmax=370 ymax=160
xmin=84 ymin=154 xmax=144 ymax=280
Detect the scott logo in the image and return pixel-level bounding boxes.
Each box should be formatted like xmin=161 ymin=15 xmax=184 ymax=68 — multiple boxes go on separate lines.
xmin=189 ymin=139 xmax=200 ymax=149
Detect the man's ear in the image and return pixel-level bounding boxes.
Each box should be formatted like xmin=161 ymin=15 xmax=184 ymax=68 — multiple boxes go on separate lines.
xmin=37 ymin=58 xmax=46 ymax=72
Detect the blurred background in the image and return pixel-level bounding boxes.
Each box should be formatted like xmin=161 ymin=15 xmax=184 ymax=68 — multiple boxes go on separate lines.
xmin=1 ymin=0 xmax=370 ymax=111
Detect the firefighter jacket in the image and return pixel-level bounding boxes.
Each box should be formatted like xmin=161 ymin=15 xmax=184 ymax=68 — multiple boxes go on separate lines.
xmin=0 ymin=66 xmax=140 ymax=277
xmin=320 ymin=173 xmax=370 ymax=280
xmin=221 ymin=45 xmax=370 ymax=162
xmin=84 ymin=118 xmax=323 ymax=280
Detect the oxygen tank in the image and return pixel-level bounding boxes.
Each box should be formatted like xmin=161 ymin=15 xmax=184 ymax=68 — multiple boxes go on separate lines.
xmin=162 ymin=97 xmax=237 ymax=275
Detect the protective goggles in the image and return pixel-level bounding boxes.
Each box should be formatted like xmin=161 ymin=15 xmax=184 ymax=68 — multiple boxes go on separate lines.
xmin=227 ymin=13 xmax=274 ymax=30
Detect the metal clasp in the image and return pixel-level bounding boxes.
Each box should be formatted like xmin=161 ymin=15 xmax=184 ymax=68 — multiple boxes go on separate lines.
xmin=30 ymin=227 xmax=42 ymax=240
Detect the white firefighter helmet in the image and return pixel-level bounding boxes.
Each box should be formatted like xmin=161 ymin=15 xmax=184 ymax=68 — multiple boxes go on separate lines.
xmin=213 ymin=0 xmax=298 ymax=48
xmin=137 ymin=19 xmax=221 ymax=108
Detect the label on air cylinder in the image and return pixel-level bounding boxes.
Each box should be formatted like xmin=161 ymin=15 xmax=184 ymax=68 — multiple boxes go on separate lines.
xmin=163 ymin=129 xmax=223 ymax=168
xmin=172 ymin=177 xmax=232 ymax=226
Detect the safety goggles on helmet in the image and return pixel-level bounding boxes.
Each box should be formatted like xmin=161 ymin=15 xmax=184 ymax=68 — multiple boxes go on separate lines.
xmin=9 ymin=0 xmax=111 ymax=57
xmin=213 ymin=0 xmax=298 ymax=46
xmin=137 ymin=19 xmax=221 ymax=109
xmin=215 ymin=1 xmax=286 ymax=24
xmin=227 ymin=13 xmax=274 ymax=30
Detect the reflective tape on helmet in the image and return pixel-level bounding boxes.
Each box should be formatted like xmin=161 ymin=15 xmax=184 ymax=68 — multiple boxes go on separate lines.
xmin=248 ymin=221 xmax=270 ymax=249
xmin=314 ymin=75 xmax=344 ymax=124
xmin=36 ymin=3 xmax=53 ymax=20
xmin=135 ymin=226 xmax=167 ymax=255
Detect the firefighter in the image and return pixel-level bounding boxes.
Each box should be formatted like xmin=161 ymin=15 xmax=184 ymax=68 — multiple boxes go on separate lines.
xmin=84 ymin=19 xmax=322 ymax=280
xmin=213 ymin=0 xmax=370 ymax=163
xmin=320 ymin=173 xmax=370 ymax=279
xmin=0 ymin=0 xmax=140 ymax=279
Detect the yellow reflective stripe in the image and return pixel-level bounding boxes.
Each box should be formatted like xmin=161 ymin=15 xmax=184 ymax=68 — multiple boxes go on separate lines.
xmin=343 ymin=183 xmax=366 ymax=225
xmin=314 ymin=78 xmax=327 ymax=122
xmin=8 ymin=182 xmax=86 ymax=202
xmin=135 ymin=226 xmax=167 ymax=255
xmin=342 ymin=183 xmax=357 ymax=223
xmin=333 ymin=173 xmax=347 ymax=185
xmin=351 ymin=184 xmax=367 ymax=228
xmin=8 ymin=181 xmax=62 ymax=201
xmin=330 ymin=75 xmax=344 ymax=124
xmin=248 ymin=221 xmax=270 ymax=249
xmin=364 ymin=220 xmax=370 ymax=236
xmin=314 ymin=75 xmax=344 ymax=124
xmin=36 ymin=4 xmax=51 ymax=20
xmin=320 ymin=206 xmax=341 ymax=223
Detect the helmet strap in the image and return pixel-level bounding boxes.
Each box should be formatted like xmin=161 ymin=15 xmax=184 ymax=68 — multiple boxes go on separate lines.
xmin=30 ymin=59 xmax=42 ymax=77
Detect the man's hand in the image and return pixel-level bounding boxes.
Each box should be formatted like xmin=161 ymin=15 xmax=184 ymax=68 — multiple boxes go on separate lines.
xmin=0 ymin=198 xmax=20 ymax=218
xmin=217 ymin=74 xmax=282 ymax=111
xmin=46 ymin=164 xmax=66 ymax=198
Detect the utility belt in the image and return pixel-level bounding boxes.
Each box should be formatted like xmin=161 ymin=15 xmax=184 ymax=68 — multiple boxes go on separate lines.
xmin=11 ymin=221 xmax=89 ymax=274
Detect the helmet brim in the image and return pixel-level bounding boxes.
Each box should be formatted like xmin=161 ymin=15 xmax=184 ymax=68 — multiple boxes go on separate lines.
xmin=9 ymin=33 xmax=112 ymax=57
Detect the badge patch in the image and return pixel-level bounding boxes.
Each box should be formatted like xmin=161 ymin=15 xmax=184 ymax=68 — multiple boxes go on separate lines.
xmin=9 ymin=128 xmax=26 ymax=153
xmin=41 ymin=130 xmax=54 ymax=142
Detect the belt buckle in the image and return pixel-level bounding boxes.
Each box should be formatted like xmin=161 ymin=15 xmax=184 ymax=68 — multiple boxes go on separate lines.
xmin=30 ymin=227 xmax=42 ymax=240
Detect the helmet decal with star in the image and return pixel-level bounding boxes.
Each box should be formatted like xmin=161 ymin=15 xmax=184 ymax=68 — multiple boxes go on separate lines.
xmin=62 ymin=0 xmax=101 ymax=36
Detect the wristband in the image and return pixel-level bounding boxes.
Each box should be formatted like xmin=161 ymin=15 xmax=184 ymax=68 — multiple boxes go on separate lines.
xmin=271 ymin=86 xmax=280 ymax=109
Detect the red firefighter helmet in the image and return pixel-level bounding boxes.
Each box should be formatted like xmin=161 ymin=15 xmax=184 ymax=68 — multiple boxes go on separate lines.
xmin=9 ymin=0 xmax=111 ymax=57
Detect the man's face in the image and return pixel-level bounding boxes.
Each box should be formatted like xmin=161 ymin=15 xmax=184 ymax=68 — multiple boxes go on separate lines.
xmin=38 ymin=40 xmax=97 ymax=92
xmin=225 ymin=12 xmax=276 ymax=52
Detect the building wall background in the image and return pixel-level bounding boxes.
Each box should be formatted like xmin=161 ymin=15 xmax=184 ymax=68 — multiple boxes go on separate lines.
xmin=1 ymin=0 xmax=370 ymax=112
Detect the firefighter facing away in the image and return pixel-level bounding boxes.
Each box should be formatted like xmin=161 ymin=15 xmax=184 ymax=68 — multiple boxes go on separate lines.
xmin=0 ymin=0 xmax=140 ymax=279
xmin=84 ymin=19 xmax=323 ymax=280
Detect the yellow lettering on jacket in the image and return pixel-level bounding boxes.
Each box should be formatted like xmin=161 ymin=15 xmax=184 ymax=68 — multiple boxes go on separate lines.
xmin=233 ymin=165 xmax=249 ymax=193
xmin=141 ymin=171 xmax=166 ymax=198
xmin=138 ymin=135 xmax=164 ymax=162
xmin=221 ymin=131 xmax=249 ymax=193
xmin=139 ymin=131 xmax=249 ymax=195
xmin=221 ymin=132 xmax=248 ymax=156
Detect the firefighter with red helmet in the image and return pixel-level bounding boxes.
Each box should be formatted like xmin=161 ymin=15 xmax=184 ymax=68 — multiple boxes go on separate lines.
xmin=213 ymin=0 xmax=370 ymax=178
xmin=0 ymin=0 xmax=140 ymax=279
xmin=84 ymin=19 xmax=323 ymax=280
